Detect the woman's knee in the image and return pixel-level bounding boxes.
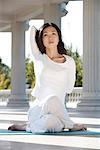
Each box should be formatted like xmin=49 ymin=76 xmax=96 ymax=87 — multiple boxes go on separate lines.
xmin=47 ymin=96 xmax=60 ymax=104
xmin=42 ymin=96 xmax=62 ymax=114
xmin=43 ymin=114 xmax=63 ymax=132
xmin=43 ymin=96 xmax=60 ymax=108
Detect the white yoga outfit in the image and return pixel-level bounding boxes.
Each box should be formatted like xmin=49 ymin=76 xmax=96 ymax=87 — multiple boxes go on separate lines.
xmin=26 ymin=26 xmax=76 ymax=133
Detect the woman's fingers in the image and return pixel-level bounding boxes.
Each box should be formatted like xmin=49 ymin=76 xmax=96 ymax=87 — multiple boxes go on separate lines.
xmin=69 ymin=123 xmax=87 ymax=131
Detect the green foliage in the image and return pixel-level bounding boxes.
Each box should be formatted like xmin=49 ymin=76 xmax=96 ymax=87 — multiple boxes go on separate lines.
xmin=0 ymin=73 xmax=11 ymax=89
xmin=0 ymin=58 xmax=11 ymax=89
xmin=66 ymin=45 xmax=83 ymax=87
xmin=73 ymin=51 xmax=83 ymax=87
xmin=0 ymin=57 xmax=36 ymax=89
xmin=25 ymin=58 xmax=36 ymax=88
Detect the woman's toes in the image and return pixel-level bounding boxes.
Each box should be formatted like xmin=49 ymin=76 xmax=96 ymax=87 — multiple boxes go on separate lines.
xmin=8 ymin=126 xmax=12 ymax=130
xmin=8 ymin=125 xmax=18 ymax=131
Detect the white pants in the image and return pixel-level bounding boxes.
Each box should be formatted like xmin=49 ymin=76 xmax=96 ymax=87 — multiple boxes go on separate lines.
xmin=26 ymin=95 xmax=74 ymax=133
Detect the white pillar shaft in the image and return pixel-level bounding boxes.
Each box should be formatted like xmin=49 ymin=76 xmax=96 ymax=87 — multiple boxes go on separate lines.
xmin=83 ymin=0 xmax=100 ymax=98
xmin=43 ymin=3 xmax=61 ymax=28
xmin=8 ymin=22 xmax=29 ymax=108
xmin=11 ymin=22 xmax=25 ymax=98
xmin=77 ymin=0 xmax=100 ymax=111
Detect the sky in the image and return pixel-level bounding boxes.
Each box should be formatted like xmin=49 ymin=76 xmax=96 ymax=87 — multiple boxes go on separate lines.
xmin=0 ymin=1 xmax=83 ymax=68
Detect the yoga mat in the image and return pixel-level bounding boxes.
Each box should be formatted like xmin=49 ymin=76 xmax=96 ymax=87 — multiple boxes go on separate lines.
xmin=0 ymin=129 xmax=100 ymax=135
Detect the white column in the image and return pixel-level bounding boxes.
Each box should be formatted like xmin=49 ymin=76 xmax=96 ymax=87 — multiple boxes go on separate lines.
xmin=43 ymin=3 xmax=65 ymax=28
xmin=7 ymin=21 xmax=29 ymax=108
xmin=78 ymin=0 xmax=100 ymax=111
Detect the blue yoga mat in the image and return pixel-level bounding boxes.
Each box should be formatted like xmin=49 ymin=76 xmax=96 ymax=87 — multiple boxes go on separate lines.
xmin=0 ymin=129 xmax=100 ymax=135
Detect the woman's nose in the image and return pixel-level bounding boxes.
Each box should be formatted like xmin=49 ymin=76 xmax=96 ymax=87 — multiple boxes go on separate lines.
xmin=48 ymin=35 xmax=53 ymax=39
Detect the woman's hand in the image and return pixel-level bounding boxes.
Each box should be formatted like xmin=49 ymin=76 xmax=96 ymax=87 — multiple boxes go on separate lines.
xmin=69 ymin=123 xmax=87 ymax=131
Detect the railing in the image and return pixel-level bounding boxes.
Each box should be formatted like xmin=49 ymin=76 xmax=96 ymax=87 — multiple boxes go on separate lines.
xmin=67 ymin=87 xmax=83 ymax=102
xmin=66 ymin=87 xmax=83 ymax=108
xmin=0 ymin=87 xmax=83 ymax=103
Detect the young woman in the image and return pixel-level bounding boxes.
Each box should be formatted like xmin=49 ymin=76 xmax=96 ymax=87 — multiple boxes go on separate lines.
xmin=8 ymin=23 xmax=86 ymax=133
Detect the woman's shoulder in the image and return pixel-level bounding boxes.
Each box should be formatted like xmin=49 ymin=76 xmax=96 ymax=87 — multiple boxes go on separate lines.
xmin=64 ymin=55 xmax=75 ymax=63
xmin=63 ymin=55 xmax=75 ymax=69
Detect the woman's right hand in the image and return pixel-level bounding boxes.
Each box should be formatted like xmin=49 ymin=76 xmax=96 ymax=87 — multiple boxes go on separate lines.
xmin=69 ymin=123 xmax=87 ymax=131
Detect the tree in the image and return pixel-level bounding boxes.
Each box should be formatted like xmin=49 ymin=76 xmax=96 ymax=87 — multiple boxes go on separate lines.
xmin=66 ymin=45 xmax=83 ymax=87
xmin=72 ymin=50 xmax=83 ymax=87
xmin=25 ymin=58 xmax=36 ymax=88
xmin=0 ymin=73 xmax=11 ymax=89
xmin=0 ymin=57 xmax=11 ymax=89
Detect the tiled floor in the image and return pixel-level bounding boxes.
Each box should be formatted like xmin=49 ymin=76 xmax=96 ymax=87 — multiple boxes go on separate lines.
xmin=0 ymin=133 xmax=100 ymax=150
xmin=0 ymin=103 xmax=100 ymax=150
xmin=0 ymin=140 xmax=96 ymax=150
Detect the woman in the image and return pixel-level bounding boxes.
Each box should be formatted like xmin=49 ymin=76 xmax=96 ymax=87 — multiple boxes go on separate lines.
xmin=8 ymin=23 xmax=86 ymax=133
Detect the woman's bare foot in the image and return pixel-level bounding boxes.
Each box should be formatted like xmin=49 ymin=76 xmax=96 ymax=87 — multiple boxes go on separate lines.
xmin=8 ymin=124 xmax=26 ymax=131
xmin=69 ymin=123 xmax=87 ymax=131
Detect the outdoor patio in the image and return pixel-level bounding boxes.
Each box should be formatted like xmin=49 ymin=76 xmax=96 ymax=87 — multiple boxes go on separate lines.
xmin=0 ymin=107 xmax=99 ymax=150
xmin=0 ymin=0 xmax=100 ymax=149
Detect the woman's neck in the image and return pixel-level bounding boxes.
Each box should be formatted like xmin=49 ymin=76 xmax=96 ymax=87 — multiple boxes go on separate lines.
xmin=46 ymin=48 xmax=60 ymax=59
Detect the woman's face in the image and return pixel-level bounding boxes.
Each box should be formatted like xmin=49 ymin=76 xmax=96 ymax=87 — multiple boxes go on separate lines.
xmin=42 ymin=26 xmax=59 ymax=49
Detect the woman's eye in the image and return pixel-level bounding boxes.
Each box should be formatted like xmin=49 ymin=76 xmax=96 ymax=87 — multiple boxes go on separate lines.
xmin=43 ymin=33 xmax=47 ymax=37
xmin=52 ymin=32 xmax=56 ymax=35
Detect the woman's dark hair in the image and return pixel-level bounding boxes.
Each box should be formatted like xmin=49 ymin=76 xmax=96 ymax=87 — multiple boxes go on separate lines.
xmin=35 ymin=23 xmax=67 ymax=55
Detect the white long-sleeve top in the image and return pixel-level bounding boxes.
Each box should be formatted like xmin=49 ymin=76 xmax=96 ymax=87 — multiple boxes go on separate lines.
xmin=30 ymin=26 xmax=76 ymax=104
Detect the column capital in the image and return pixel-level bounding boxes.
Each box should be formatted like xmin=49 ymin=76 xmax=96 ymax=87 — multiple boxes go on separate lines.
xmin=59 ymin=2 xmax=68 ymax=17
xmin=11 ymin=21 xmax=29 ymax=32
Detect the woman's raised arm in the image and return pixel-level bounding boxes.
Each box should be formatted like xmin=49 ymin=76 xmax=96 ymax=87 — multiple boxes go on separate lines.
xmin=30 ymin=26 xmax=41 ymax=58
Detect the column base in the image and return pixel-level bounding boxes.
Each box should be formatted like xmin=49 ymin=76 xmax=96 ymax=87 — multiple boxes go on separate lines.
xmin=7 ymin=98 xmax=29 ymax=109
xmin=67 ymin=98 xmax=100 ymax=118
xmin=77 ymin=98 xmax=100 ymax=111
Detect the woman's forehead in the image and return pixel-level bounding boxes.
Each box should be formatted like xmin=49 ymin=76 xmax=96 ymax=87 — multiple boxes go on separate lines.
xmin=43 ymin=26 xmax=57 ymax=33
